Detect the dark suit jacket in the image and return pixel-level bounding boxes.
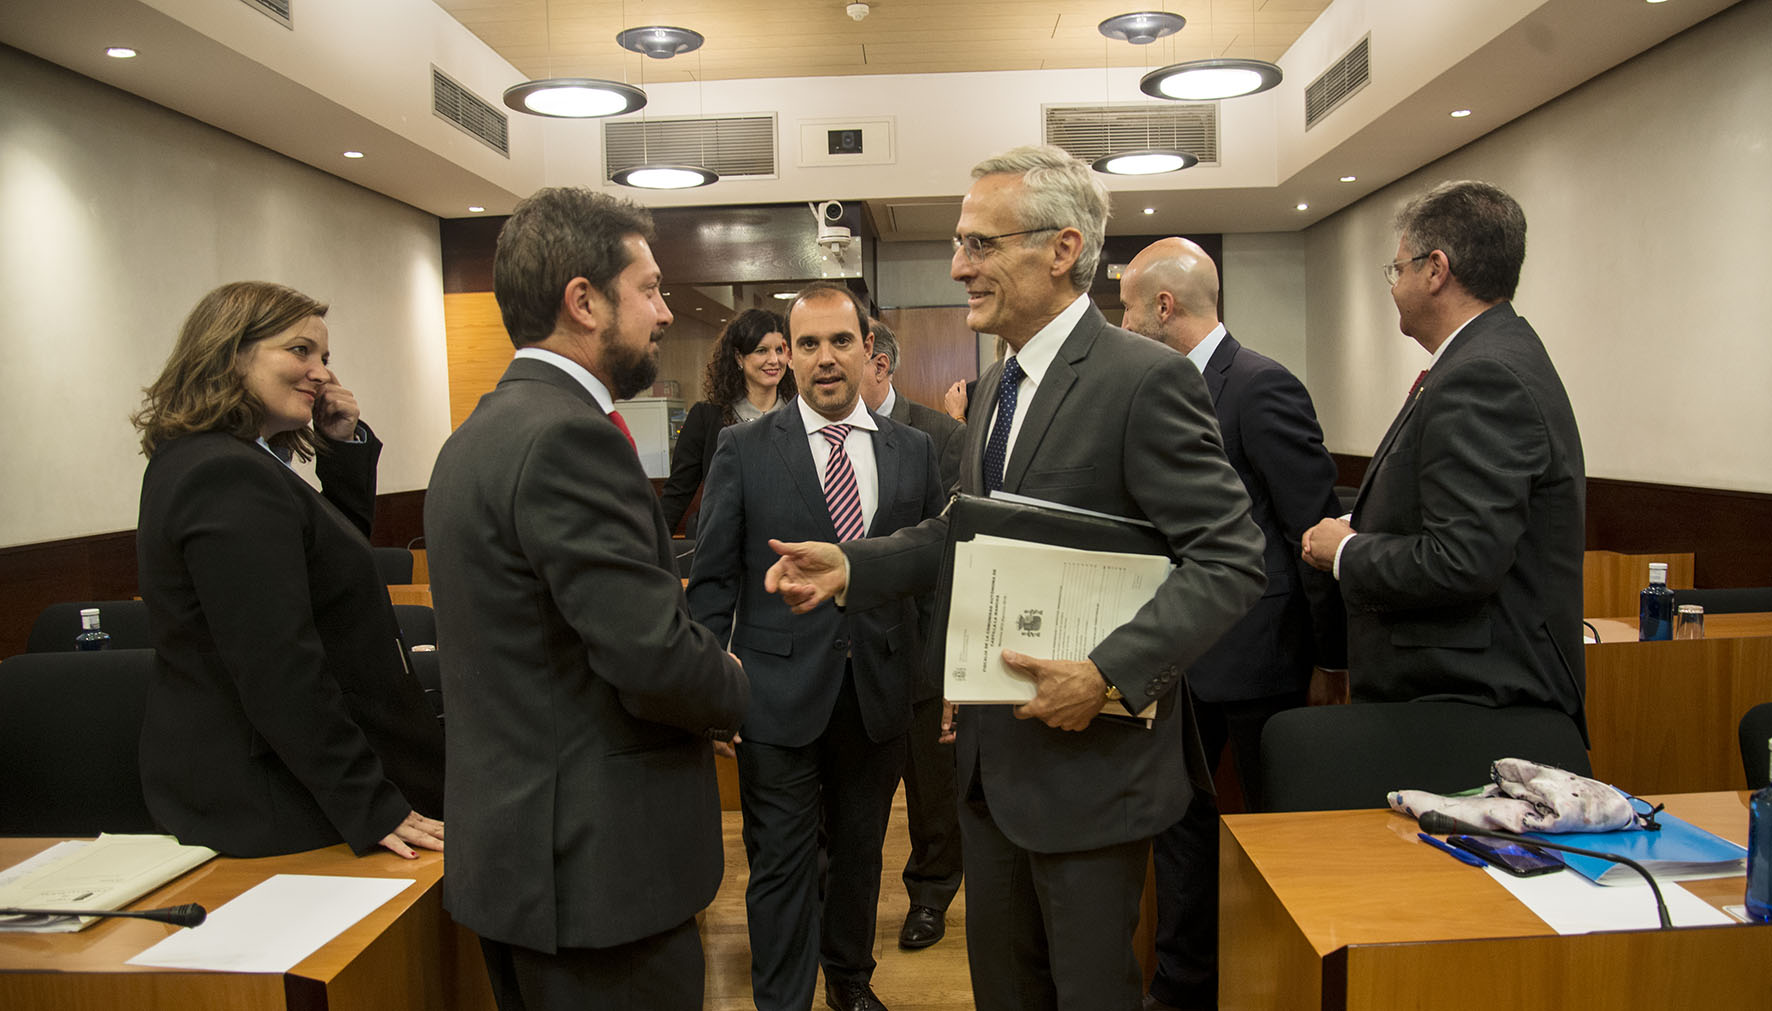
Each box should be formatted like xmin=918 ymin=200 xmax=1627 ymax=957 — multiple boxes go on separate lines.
xmin=686 ymin=406 xmax=943 ymax=747
xmin=137 ymin=430 xmax=443 ymax=858
xmin=1190 ymin=333 xmax=1346 ymax=701
xmin=887 ymin=392 xmax=963 ymax=702
xmin=845 ymin=303 xmax=1266 ymax=853
xmin=1342 ymin=302 xmax=1586 ymax=725
xmin=659 ymin=398 xmax=724 ymax=535
xmin=424 ymin=357 xmax=748 ymax=953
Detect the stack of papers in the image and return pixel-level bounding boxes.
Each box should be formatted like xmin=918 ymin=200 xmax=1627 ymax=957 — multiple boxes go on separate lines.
xmin=0 ymin=834 xmax=216 ymax=933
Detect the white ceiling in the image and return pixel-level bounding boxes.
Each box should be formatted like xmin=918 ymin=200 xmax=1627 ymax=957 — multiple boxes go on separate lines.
xmin=0 ymin=0 xmax=1741 ymax=238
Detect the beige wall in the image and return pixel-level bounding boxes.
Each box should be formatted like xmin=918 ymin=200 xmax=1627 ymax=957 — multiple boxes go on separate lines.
xmin=1303 ymin=0 xmax=1772 ymax=493
xmin=0 ymin=45 xmax=451 ymax=548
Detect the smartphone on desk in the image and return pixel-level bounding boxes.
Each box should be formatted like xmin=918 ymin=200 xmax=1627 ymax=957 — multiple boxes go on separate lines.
xmin=1446 ymin=835 xmax=1565 ymax=876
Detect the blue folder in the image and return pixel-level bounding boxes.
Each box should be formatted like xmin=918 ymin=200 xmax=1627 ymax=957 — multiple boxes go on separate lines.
xmin=1525 ymin=811 xmax=1747 ymax=885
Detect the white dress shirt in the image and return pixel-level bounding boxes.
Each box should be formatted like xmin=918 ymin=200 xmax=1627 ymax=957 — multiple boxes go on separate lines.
xmin=986 ymin=292 xmax=1092 ymax=466
xmin=798 ymin=395 xmax=880 ymax=537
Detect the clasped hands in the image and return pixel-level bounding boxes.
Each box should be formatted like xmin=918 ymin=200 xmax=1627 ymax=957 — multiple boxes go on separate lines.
xmin=764 ymin=539 xmax=1110 ymax=732
xmin=1301 ymin=516 xmax=1355 ymax=573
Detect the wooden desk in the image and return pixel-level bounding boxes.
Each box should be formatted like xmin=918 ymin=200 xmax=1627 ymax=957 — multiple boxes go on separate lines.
xmin=1584 ymin=616 xmax=1772 ymax=794
xmin=1220 ymin=792 xmax=1772 ymax=1010
xmin=0 ymin=840 xmax=494 ymax=1011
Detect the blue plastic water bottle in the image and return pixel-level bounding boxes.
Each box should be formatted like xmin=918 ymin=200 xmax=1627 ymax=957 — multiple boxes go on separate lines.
xmin=1749 ymin=740 xmax=1772 ymax=923
xmin=73 ymin=607 xmax=112 ymax=651
xmin=1638 ymin=562 xmax=1674 ymax=641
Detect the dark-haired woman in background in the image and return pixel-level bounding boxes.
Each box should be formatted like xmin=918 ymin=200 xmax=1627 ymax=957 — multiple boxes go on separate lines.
xmin=659 ymin=308 xmax=794 ymax=537
xmin=132 ymin=280 xmax=444 ymax=859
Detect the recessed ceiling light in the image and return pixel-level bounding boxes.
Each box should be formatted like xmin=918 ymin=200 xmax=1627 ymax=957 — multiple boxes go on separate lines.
xmin=467 ymin=206 xmax=485 ymax=213
xmin=1450 ymin=109 xmax=1472 ymax=118
xmin=1340 ymin=175 xmax=1357 ymax=183
xmin=1296 ymin=202 xmax=1310 ymax=211
xmin=343 ymin=150 xmax=365 ymax=159
xmin=105 ymin=47 xmax=137 ymax=59
xmin=1143 ymin=207 xmax=1156 ymax=215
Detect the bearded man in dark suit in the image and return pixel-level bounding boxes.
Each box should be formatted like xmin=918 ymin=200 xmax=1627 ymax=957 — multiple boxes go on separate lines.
xmin=425 ymin=187 xmax=748 ymax=1011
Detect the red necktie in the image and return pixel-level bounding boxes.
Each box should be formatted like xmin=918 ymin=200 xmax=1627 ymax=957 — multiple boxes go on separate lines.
xmin=607 ymin=410 xmax=637 ymax=453
xmin=821 ymin=425 xmax=865 ymax=542
xmin=1408 ymin=369 xmax=1429 ymax=400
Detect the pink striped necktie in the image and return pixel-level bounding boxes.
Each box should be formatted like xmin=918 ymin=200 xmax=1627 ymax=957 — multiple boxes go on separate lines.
xmin=821 ymin=424 xmax=865 ymax=542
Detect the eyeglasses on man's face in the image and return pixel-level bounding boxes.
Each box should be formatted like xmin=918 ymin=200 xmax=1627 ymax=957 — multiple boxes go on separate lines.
xmin=951 ymin=227 xmax=1060 ymax=262
xmin=1381 ymin=252 xmax=1432 ymax=286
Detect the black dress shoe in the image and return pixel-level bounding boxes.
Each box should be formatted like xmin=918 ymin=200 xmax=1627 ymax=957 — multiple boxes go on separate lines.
xmin=897 ymin=904 xmax=945 ymax=949
xmin=825 ymin=979 xmax=889 ymax=1011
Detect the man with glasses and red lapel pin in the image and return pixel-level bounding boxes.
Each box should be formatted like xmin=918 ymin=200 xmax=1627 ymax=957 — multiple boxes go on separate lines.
xmin=763 ymin=146 xmax=1266 ymax=1011
xmin=687 ymin=281 xmax=944 ymax=1011
xmin=1302 ymin=180 xmax=1587 ymax=737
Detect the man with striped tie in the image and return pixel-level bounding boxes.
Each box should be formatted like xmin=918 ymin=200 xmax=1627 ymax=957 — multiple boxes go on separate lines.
xmin=687 ymin=281 xmax=945 ymax=1011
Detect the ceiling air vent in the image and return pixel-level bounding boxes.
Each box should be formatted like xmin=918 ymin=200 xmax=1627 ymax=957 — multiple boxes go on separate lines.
xmin=604 ymin=115 xmax=777 ymax=180
xmin=239 ymin=0 xmax=292 ymax=29
xmin=1043 ymin=103 xmax=1218 ymax=166
xmin=1305 ymin=35 xmax=1370 ymax=130
xmin=432 ymin=67 xmax=510 ymax=157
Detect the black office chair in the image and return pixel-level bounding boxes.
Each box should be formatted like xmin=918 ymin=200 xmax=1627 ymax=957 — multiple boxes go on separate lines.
xmin=1674 ymin=587 xmax=1772 ymax=615
xmin=373 ymin=546 xmax=415 ymax=585
xmin=1256 ymin=700 xmax=1592 ymax=813
xmin=674 ymin=538 xmax=697 ymax=579
xmin=393 ymin=604 xmax=437 ymax=650
xmin=26 ymin=600 xmax=153 ymax=652
xmin=0 ymin=649 xmax=160 ymax=835
xmin=1332 ymin=485 xmax=1360 ymax=515
xmin=1739 ymin=703 xmax=1772 ymax=789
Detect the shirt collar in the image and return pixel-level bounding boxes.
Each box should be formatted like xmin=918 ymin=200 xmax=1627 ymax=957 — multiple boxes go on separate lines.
xmin=514 ymin=346 xmax=615 ymax=412
xmin=798 ymin=393 xmax=878 ymax=434
xmin=877 ymin=385 xmax=898 ymax=418
xmin=1430 ymin=313 xmax=1481 ymax=369
xmin=1007 ymin=292 xmax=1091 ymax=385
xmin=1185 ymin=322 xmax=1229 ymax=373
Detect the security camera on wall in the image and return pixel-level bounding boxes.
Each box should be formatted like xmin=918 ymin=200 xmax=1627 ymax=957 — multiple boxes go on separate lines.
xmin=810 ymin=200 xmax=860 ymax=278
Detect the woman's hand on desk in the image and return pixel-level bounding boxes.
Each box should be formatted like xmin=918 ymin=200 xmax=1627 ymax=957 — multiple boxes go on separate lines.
xmin=379 ymin=810 xmax=445 ymax=858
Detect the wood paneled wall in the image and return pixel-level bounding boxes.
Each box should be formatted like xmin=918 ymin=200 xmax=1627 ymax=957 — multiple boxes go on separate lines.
xmin=878 ymin=306 xmax=979 ymax=411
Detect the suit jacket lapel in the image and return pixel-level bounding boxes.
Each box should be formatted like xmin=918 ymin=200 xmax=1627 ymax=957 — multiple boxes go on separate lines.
xmin=1002 ymin=306 xmax=1098 ymax=492
xmin=1203 ymin=332 xmax=1238 ymax=404
xmin=865 ymin=417 xmax=899 ymax=537
xmin=769 ymin=409 xmax=836 ymax=539
xmin=967 ymin=361 xmax=1004 ymax=495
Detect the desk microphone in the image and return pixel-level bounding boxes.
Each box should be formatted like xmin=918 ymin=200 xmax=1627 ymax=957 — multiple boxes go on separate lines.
xmin=0 ymin=903 xmax=207 ymax=928
xmin=1416 ymin=811 xmax=1672 ymax=928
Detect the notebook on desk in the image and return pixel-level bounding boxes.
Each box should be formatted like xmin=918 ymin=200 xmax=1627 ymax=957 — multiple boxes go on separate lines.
xmin=1525 ymin=811 xmax=1747 ymax=885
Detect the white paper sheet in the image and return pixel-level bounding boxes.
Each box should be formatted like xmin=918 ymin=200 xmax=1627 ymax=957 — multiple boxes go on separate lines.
xmin=1484 ymin=865 xmax=1732 ymax=934
xmin=126 ymin=874 xmax=415 ymax=973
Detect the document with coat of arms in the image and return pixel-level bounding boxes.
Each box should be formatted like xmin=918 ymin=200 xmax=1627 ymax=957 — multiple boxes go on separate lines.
xmin=944 ymin=533 xmax=1169 ymax=719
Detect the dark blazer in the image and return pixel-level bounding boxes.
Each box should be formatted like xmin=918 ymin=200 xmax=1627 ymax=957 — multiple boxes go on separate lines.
xmin=1342 ymin=302 xmax=1586 ymax=725
xmin=845 ymin=304 xmax=1266 ymax=853
xmin=687 ymin=406 xmax=944 ymax=747
xmin=1190 ymin=333 xmax=1346 ymax=701
xmin=424 ymin=357 xmax=748 ymax=953
xmin=136 ymin=430 xmax=443 ymax=858
xmin=659 ymin=398 xmax=725 ymax=535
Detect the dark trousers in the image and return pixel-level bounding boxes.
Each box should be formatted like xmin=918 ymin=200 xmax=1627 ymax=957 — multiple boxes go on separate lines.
xmin=737 ymin=670 xmax=906 ymax=1011
xmin=901 ymin=694 xmax=962 ymax=910
xmin=478 ymin=916 xmax=702 ymax=1011
xmin=958 ymin=771 xmax=1149 ymax=1011
xmin=1149 ymin=688 xmax=1306 ymax=1009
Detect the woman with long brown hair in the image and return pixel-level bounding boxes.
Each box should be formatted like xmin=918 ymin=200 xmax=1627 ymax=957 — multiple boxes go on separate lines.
xmin=659 ymin=307 xmax=794 ymax=537
xmin=132 ymin=280 xmax=444 ymax=859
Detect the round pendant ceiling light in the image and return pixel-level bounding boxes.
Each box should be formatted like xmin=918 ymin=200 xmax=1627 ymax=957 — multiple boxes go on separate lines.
xmin=1097 ymin=12 xmax=1186 ymax=45
xmin=616 ymin=26 xmax=705 ymax=60
xmin=503 ymin=78 xmax=646 ymax=118
xmin=1091 ymin=149 xmax=1199 ymax=176
xmin=611 ymin=164 xmax=720 ymax=190
xmin=1140 ymin=58 xmax=1283 ymax=101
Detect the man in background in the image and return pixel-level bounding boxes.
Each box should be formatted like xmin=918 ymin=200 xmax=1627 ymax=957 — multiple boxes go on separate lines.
xmin=688 ymin=283 xmax=944 ymax=1011
xmin=1303 ymin=180 xmax=1585 ymax=732
xmin=1120 ymin=236 xmax=1346 ymax=1011
xmin=861 ymin=317 xmax=963 ymax=951
xmin=425 ymin=187 xmax=748 ymax=1010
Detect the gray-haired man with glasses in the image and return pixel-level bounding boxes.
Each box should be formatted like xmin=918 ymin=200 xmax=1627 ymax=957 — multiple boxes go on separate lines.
xmin=764 ymin=145 xmax=1265 ymax=1011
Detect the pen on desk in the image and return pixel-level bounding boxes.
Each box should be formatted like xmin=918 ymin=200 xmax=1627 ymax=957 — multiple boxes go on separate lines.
xmin=1418 ymin=832 xmax=1487 ymax=867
